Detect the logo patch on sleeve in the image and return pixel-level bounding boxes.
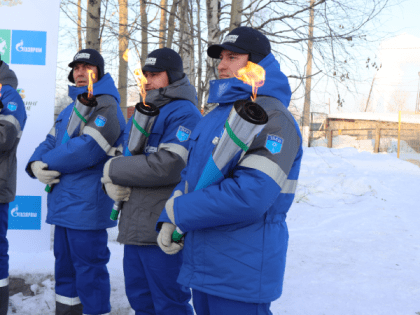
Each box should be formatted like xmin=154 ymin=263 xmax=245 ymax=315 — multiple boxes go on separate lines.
xmin=265 ymin=135 xmax=283 ymax=154
xmin=7 ymin=102 xmax=18 ymax=111
xmin=176 ymin=126 xmax=191 ymax=142
xmin=95 ymin=115 xmax=107 ymax=127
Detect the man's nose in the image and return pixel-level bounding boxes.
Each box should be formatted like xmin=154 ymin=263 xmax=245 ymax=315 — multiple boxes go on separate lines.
xmin=218 ymin=60 xmax=227 ymax=71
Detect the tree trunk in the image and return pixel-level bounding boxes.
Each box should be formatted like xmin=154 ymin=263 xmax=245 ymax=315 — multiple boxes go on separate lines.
xmin=229 ymin=0 xmax=243 ymax=31
xmin=179 ymin=0 xmax=194 ymax=85
xmin=118 ymin=0 xmax=128 ymax=120
xmin=86 ymin=0 xmax=101 ymax=51
xmin=204 ymin=0 xmax=220 ymax=112
xmin=178 ymin=0 xmax=186 ymax=56
xmin=179 ymin=0 xmax=192 ymax=80
xmin=159 ymin=0 xmax=167 ymax=48
xmin=188 ymin=0 xmax=195 ymax=86
xmin=166 ymin=0 xmax=179 ymax=49
xmin=196 ymin=0 xmax=203 ymax=111
xmin=302 ymin=0 xmax=315 ymax=147
xmin=77 ymin=0 xmax=82 ymax=51
xmin=140 ymin=0 xmax=148 ymax=66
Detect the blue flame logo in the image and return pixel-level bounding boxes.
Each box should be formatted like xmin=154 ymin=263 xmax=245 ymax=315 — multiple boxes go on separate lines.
xmin=265 ymin=135 xmax=283 ymax=154
xmin=176 ymin=126 xmax=191 ymax=142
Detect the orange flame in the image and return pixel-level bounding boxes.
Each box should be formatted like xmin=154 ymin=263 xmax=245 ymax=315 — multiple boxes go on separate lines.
xmin=133 ymin=65 xmax=149 ymax=107
xmin=123 ymin=48 xmax=130 ymax=62
xmin=0 ymin=84 xmax=2 ymax=98
xmin=87 ymin=69 xmax=96 ymax=99
xmin=234 ymin=61 xmax=265 ymax=101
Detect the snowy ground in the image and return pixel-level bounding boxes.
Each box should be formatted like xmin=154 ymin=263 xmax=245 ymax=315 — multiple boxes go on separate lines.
xmin=8 ymin=145 xmax=420 ymax=314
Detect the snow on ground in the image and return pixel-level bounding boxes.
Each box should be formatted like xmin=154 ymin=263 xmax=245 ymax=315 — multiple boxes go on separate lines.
xmin=8 ymin=145 xmax=420 ymax=314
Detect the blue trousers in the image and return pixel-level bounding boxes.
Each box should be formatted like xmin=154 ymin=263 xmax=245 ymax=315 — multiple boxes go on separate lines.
xmin=123 ymin=245 xmax=193 ymax=315
xmin=54 ymin=226 xmax=111 ymax=314
xmin=192 ymin=290 xmax=272 ymax=315
xmin=0 ymin=204 xmax=8 ymax=286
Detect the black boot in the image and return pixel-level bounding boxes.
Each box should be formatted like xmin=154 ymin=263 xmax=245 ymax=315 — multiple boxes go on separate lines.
xmin=56 ymin=301 xmax=83 ymax=315
xmin=0 ymin=285 xmax=9 ymax=315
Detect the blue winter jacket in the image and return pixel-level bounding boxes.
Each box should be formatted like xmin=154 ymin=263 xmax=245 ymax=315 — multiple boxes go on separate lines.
xmin=158 ymin=53 xmax=303 ymax=303
xmin=26 ymin=74 xmax=126 ymax=230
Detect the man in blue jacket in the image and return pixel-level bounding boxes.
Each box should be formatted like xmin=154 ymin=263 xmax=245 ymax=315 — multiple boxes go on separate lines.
xmin=101 ymin=47 xmax=201 ymax=315
xmin=157 ymin=27 xmax=303 ymax=315
xmin=26 ymin=49 xmax=125 ymax=315
xmin=0 ymin=58 xmax=27 ymax=315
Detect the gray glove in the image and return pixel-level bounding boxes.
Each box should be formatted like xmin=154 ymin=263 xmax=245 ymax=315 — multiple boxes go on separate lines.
xmin=31 ymin=161 xmax=61 ymax=185
xmin=157 ymin=222 xmax=183 ymax=255
xmin=101 ymin=157 xmax=131 ymax=202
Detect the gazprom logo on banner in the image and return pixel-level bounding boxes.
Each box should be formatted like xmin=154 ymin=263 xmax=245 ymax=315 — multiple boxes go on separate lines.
xmin=11 ymin=30 xmax=46 ymax=65
xmin=8 ymin=196 xmax=41 ymax=230
xmin=265 ymin=135 xmax=284 ymax=154
xmin=176 ymin=126 xmax=191 ymax=142
xmin=0 ymin=29 xmax=11 ymax=64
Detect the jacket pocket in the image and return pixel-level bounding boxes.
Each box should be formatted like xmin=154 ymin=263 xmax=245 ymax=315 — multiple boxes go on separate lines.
xmin=204 ymin=229 xmax=263 ymax=271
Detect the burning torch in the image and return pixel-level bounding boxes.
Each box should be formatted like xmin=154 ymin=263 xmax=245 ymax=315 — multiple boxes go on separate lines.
xmin=171 ymin=62 xmax=268 ymax=242
xmin=45 ymin=70 xmax=98 ymax=193
xmin=109 ymin=61 xmax=160 ymax=220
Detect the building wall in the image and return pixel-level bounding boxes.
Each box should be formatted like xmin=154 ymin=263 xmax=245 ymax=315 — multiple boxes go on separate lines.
xmin=325 ymin=118 xmax=420 ymax=153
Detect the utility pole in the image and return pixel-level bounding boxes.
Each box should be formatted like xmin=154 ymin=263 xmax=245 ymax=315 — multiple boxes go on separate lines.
xmin=301 ymin=0 xmax=315 ymax=147
xmin=365 ymin=75 xmax=376 ymax=112
xmin=416 ymin=72 xmax=420 ymax=113
xmin=328 ymin=98 xmax=330 ymax=115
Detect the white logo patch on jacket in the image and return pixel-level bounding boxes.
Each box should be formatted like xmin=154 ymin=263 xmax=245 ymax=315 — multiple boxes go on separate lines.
xmin=145 ymin=145 xmax=157 ymax=154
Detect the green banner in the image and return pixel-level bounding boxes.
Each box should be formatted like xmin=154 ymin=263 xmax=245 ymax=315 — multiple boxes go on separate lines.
xmin=0 ymin=29 xmax=11 ymax=64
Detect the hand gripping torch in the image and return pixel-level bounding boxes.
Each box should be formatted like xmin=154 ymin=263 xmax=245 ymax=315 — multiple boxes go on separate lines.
xmin=45 ymin=93 xmax=98 ymax=193
xmin=171 ymin=99 xmax=268 ymax=242
xmin=109 ymin=102 xmax=160 ymax=221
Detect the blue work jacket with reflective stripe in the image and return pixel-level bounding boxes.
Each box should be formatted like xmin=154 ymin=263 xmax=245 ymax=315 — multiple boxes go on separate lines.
xmin=158 ymin=53 xmax=303 ymax=303
xmin=27 ymin=74 xmax=126 ymax=230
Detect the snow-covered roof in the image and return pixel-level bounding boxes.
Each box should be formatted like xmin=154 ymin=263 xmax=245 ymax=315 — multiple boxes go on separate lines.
xmin=327 ymin=112 xmax=420 ymax=124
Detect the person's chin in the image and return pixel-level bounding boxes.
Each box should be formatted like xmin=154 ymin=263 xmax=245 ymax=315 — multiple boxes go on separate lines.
xmin=76 ymin=82 xmax=87 ymax=87
xmin=218 ymin=75 xmax=231 ymax=79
